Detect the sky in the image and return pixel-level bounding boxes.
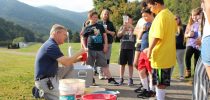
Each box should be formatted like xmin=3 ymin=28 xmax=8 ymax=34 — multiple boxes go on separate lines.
xmin=18 ymin=0 xmax=140 ymax=12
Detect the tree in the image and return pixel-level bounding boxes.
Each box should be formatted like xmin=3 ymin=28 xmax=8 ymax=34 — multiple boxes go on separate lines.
xmin=93 ymin=0 xmax=141 ymax=29
xmin=0 ymin=17 xmax=36 ymax=46
xmin=67 ymin=29 xmax=73 ymax=43
xmin=71 ymin=32 xmax=80 ymax=43
xmin=93 ymin=0 xmax=141 ymax=42
xmin=12 ymin=37 xmax=25 ymax=44
xmin=164 ymin=0 xmax=201 ymax=24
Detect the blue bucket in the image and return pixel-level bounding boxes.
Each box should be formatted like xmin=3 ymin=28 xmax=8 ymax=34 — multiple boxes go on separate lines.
xmin=93 ymin=91 xmax=120 ymax=96
xmin=59 ymin=95 xmax=75 ymax=100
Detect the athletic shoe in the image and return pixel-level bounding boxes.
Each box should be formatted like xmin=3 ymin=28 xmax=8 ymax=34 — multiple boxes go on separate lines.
xmin=134 ymin=86 xmax=144 ymax=93
xmin=108 ymin=78 xmax=119 ymax=86
xmin=119 ymin=78 xmax=124 ymax=85
xmin=128 ymin=78 xmax=134 ymax=86
xmin=137 ymin=89 xmax=156 ymax=98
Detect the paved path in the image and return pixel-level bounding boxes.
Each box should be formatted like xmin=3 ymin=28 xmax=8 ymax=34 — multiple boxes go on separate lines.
xmin=94 ymin=64 xmax=197 ymax=100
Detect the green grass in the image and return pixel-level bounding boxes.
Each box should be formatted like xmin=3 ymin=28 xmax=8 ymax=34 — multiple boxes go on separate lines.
xmin=15 ymin=43 xmax=121 ymax=63
xmin=0 ymin=43 xmax=194 ymax=99
xmin=0 ymin=52 xmax=34 ymax=100
xmin=17 ymin=43 xmax=42 ymax=53
xmin=0 ymin=43 xmax=121 ymax=99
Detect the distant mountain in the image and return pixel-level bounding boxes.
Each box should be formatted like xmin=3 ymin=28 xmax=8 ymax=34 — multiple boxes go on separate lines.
xmin=0 ymin=17 xmax=35 ymax=42
xmin=40 ymin=6 xmax=87 ymax=29
xmin=0 ymin=0 xmax=86 ymax=35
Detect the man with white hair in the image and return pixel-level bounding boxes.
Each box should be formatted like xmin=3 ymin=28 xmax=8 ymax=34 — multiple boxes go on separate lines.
xmin=34 ymin=24 xmax=85 ymax=100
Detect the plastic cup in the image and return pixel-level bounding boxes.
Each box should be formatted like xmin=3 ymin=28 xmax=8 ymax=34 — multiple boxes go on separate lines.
xmin=103 ymin=25 xmax=107 ymax=29
xmin=123 ymin=15 xmax=128 ymax=24
xmin=81 ymin=52 xmax=87 ymax=61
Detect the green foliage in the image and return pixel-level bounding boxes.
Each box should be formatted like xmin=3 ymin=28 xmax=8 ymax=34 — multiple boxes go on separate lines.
xmin=93 ymin=0 xmax=141 ymax=30
xmin=0 ymin=17 xmax=36 ymax=45
xmin=0 ymin=41 xmax=11 ymax=47
xmin=164 ymin=0 xmax=201 ymax=24
xmin=71 ymin=32 xmax=80 ymax=43
xmin=12 ymin=37 xmax=25 ymax=44
xmin=93 ymin=0 xmax=201 ymax=28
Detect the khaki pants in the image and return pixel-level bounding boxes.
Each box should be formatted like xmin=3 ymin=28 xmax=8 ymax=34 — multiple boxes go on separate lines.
xmin=35 ymin=77 xmax=59 ymax=100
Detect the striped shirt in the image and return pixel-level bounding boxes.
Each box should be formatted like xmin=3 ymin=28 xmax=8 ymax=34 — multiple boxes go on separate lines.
xmin=193 ymin=57 xmax=210 ymax=100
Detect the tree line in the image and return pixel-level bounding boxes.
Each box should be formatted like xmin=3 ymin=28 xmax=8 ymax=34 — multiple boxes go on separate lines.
xmin=93 ymin=0 xmax=200 ymax=28
xmin=0 ymin=17 xmax=36 ymax=46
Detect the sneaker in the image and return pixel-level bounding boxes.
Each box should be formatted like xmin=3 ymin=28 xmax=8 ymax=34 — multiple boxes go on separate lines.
xmin=119 ymin=78 xmax=124 ymax=85
xmin=139 ymin=82 xmax=143 ymax=87
xmin=94 ymin=70 xmax=99 ymax=76
xmin=104 ymin=77 xmax=108 ymax=80
xmin=137 ymin=89 xmax=156 ymax=98
xmin=185 ymin=70 xmax=191 ymax=78
xmin=92 ymin=78 xmax=97 ymax=86
xmin=134 ymin=86 xmax=144 ymax=93
xmin=92 ymin=83 xmax=97 ymax=86
xmin=137 ymin=89 xmax=148 ymax=98
xmin=99 ymin=74 xmax=105 ymax=80
xmin=128 ymin=78 xmax=134 ymax=86
xmin=179 ymin=76 xmax=184 ymax=80
xmin=108 ymin=78 xmax=119 ymax=86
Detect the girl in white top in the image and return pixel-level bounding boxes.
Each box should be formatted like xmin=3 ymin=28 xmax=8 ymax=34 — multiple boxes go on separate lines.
xmin=201 ymin=0 xmax=210 ymax=79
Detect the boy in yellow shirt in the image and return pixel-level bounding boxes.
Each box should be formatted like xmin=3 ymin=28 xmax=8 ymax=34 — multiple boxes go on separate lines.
xmin=145 ymin=0 xmax=177 ymax=100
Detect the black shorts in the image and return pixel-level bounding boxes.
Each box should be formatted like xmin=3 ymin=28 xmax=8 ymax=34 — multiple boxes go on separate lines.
xmin=118 ymin=49 xmax=134 ymax=66
xmin=152 ymin=68 xmax=172 ymax=86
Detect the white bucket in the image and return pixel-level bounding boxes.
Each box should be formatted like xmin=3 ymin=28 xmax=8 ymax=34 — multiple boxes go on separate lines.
xmin=59 ymin=79 xmax=85 ymax=96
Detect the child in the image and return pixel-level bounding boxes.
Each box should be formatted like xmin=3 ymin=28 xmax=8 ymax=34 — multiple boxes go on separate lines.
xmin=117 ymin=14 xmax=135 ymax=86
xmin=145 ymin=0 xmax=177 ymax=99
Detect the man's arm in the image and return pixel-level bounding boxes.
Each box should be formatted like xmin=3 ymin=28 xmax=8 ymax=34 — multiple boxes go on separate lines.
xmin=105 ymin=29 xmax=115 ymax=36
xmin=57 ymin=48 xmax=85 ymax=67
xmin=103 ymin=32 xmax=108 ymax=53
xmin=117 ymin=26 xmax=125 ymax=37
xmin=81 ymin=36 xmax=87 ymax=49
xmin=184 ymin=24 xmax=194 ymax=38
xmin=146 ymin=37 xmax=160 ymax=58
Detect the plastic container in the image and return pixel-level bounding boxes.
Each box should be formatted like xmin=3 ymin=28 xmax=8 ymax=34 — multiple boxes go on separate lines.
xmin=81 ymin=52 xmax=87 ymax=61
xmin=84 ymin=86 xmax=106 ymax=94
xmin=93 ymin=91 xmax=120 ymax=96
xmin=59 ymin=79 xmax=85 ymax=96
xmin=82 ymin=94 xmax=117 ymax=100
xmin=59 ymin=95 xmax=75 ymax=100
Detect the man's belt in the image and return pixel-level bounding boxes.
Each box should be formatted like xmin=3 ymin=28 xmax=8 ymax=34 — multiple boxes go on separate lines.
xmin=35 ymin=75 xmax=55 ymax=81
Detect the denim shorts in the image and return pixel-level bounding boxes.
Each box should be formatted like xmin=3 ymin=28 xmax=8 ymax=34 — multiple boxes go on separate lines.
xmin=201 ymin=36 xmax=210 ymax=66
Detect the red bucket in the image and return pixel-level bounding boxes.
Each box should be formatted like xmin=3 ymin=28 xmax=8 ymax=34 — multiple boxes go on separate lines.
xmin=82 ymin=93 xmax=117 ymax=100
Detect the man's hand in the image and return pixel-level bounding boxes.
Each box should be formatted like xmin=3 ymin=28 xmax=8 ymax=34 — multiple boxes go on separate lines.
xmin=143 ymin=48 xmax=151 ymax=59
xmin=195 ymin=37 xmax=201 ymax=46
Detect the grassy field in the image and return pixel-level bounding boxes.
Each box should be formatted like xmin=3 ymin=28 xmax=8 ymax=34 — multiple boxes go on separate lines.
xmin=0 ymin=43 xmax=121 ymax=99
xmin=0 ymin=52 xmax=34 ymax=100
xmin=0 ymin=43 xmax=193 ymax=99
xmin=16 ymin=43 xmax=121 ymax=63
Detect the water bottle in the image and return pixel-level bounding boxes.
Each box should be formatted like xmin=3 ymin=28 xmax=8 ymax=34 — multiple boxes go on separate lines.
xmin=68 ymin=46 xmax=73 ymax=57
